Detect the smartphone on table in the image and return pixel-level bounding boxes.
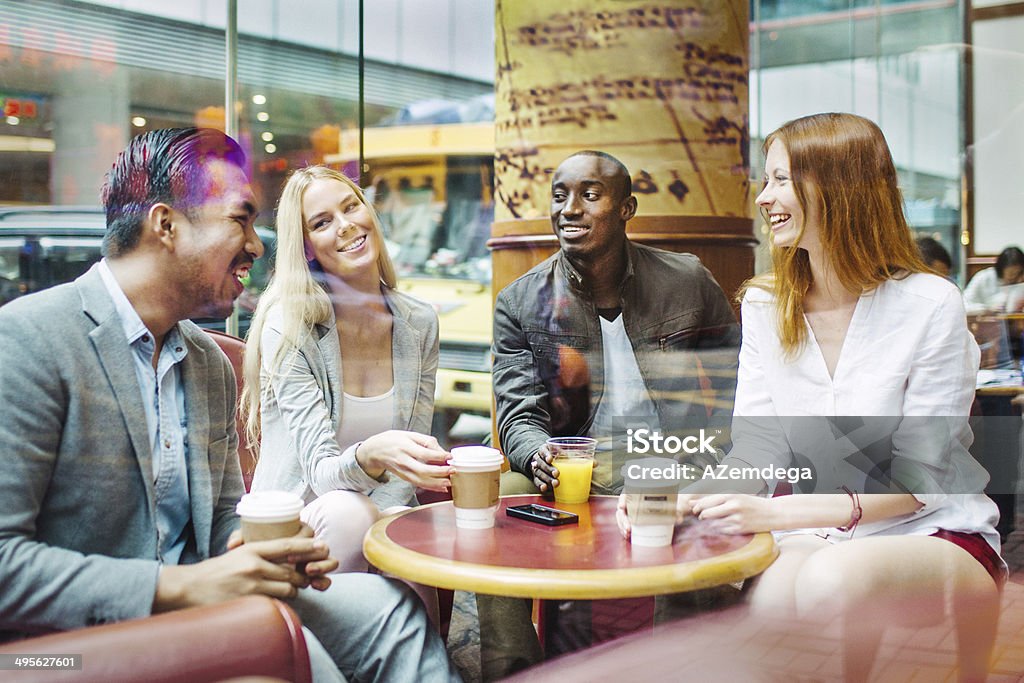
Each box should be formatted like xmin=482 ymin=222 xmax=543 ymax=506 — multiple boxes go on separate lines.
xmin=506 ymin=503 xmax=579 ymax=526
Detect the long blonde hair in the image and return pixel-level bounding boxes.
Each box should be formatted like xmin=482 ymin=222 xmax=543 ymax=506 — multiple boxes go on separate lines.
xmin=742 ymin=113 xmax=927 ymax=355
xmin=241 ymin=166 xmax=398 ymax=454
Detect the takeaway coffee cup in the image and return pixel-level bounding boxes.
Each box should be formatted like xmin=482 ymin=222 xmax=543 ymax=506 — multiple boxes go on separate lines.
xmin=449 ymin=446 xmax=504 ymax=529
xmin=235 ymin=491 xmax=304 ymax=542
xmin=626 ymin=492 xmax=678 ymax=547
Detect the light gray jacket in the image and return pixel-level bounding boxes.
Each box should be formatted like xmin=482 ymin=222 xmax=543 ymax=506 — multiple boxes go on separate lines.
xmin=251 ymin=287 xmax=439 ymax=510
xmin=0 ymin=265 xmax=243 ymax=636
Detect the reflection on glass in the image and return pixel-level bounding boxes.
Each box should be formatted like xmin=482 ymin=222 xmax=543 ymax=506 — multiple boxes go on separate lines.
xmin=750 ymin=0 xmax=962 ymax=280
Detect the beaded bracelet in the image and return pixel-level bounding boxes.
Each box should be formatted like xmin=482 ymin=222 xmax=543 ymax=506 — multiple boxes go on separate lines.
xmin=837 ymin=486 xmax=862 ymax=535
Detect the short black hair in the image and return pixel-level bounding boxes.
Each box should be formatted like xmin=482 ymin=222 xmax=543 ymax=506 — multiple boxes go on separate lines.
xmin=995 ymin=246 xmax=1024 ymax=279
xmin=563 ymin=150 xmax=632 ymax=200
xmin=915 ymin=236 xmax=952 ymax=270
xmin=100 ymin=128 xmax=247 ymax=257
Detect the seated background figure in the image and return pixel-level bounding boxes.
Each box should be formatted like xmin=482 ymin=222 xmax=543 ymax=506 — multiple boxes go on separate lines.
xmin=964 ymin=245 xmax=1024 ymax=313
xmin=915 ymin=235 xmax=953 ymax=279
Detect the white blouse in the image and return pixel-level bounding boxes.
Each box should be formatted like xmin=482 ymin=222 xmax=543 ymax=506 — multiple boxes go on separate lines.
xmin=728 ymin=273 xmax=1001 ymax=554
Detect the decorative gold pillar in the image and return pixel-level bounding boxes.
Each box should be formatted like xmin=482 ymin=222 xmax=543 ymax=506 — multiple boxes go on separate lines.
xmin=490 ymin=0 xmax=755 ymax=304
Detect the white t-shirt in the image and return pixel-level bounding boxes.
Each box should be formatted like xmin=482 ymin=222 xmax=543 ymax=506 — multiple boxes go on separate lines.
xmin=336 ymin=387 xmax=395 ymax=449
xmin=589 ymin=313 xmax=660 ymax=437
xmin=729 ymin=273 xmax=1001 ymax=554
xmin=588 ymin=313 xmax=660 ymax=490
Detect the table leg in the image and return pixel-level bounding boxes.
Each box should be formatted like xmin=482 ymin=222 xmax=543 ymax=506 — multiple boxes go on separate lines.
xmin=540 ymin=600 xmax=592 ymax=657
xmin=539 ymin=598 xmax=657 ymax=656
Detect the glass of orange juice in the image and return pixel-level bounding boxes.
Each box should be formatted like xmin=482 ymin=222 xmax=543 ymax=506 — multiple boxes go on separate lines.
xmin=547 ymin=437 xmax=597 ymax=504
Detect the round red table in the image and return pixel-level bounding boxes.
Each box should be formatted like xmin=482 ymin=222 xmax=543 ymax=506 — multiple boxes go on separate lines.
xmin=363 ymin=495 xmax=777 ymax=599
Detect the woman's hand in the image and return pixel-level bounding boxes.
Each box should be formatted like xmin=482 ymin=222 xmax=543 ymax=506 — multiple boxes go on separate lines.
xmin=355 ymin=430 xmax=453 ymax=492
xmin=689 ymin=494 xmax=775 ymax=535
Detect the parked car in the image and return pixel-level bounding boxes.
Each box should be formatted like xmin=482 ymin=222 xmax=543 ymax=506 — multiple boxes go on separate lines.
xmin=0 ymin=205 xmax=277 ymax=337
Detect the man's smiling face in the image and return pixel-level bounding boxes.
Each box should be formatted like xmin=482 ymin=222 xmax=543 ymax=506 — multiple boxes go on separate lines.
xmin=550 ymin=154 xmax=635 ymax=263
xmin=174 ymin=158 xmax=262 ymax=320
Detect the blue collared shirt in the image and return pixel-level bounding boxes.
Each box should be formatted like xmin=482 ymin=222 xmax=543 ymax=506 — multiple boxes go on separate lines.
xmin=98 ymin=259 xmax=191 ymax=565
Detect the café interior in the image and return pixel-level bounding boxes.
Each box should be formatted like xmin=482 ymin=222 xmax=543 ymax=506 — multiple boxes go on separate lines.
xmin=0 ymin=1 xmax=1023 ymax=681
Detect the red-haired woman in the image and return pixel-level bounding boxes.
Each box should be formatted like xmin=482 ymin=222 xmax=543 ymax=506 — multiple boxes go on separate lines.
xmin=622 ymin=113 xmax=1005 ymax=681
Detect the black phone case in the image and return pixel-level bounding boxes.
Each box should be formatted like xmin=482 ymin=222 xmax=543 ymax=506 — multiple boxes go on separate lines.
xmin=505 ymin=503 xmax=579 ymax=526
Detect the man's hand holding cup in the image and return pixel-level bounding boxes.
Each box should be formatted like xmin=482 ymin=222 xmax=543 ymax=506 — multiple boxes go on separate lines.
xmin=531 ymin=443 xmax=559 ymax=493
xmin=232 ymin=491 xmax=338 ymax=590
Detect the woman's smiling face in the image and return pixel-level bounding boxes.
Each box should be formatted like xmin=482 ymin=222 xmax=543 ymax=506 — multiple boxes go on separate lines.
xmin=757 ymin=139 xmax=820 ymax=251
xmin=302 ymin=177 xmax=380 ymax=282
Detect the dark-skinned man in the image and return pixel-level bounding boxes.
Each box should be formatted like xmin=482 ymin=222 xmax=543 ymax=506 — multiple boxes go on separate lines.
xmin=479 ymin=150 xmax=740 ymax=679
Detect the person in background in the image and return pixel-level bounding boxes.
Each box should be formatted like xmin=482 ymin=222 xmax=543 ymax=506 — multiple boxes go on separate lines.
xmin=963 ymin=245 xmax=1024 ymax=313
xmin=0 ymin=129 xmax=460 ymax=682
xmin=621 ymin=113 xmax=1005 ymax=681
xmin=915 ymin=235 xmax=953 ymax=279
xmin=242 ymin=167 xmax=448 ymax=607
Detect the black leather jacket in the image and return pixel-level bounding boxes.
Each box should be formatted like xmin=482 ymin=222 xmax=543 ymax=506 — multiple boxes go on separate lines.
xmin=492 ymin=241 xmax=740 ymax=483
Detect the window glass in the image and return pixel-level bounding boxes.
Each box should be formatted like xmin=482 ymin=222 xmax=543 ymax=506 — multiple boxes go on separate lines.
xmin=750 ymin=0 xmax=963 ymax=278
xmin=6 ymin=0 xmax=1021 ymax=431
xmin=971 ymin=14 xmax=1024 ymax=254
xmin=0 ymin=0 xmax=496 ymax=439
xmin=339 ymin=3 xmax=495 ymax=438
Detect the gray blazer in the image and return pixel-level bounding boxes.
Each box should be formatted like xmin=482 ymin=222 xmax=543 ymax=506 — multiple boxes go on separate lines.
xmin=0 ymin=265 xmax=244 ymax=636
xmin=251 ymin=287 xmax=439 ymax=510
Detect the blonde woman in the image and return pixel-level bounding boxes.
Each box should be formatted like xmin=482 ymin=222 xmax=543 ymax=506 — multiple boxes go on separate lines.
xmin=242 ymin=166 xmax=451 ymax=578
xmin=620 ymin=113 xmax=1005 ymax=680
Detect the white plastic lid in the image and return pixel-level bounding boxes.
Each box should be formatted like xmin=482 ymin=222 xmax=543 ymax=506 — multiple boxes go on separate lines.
xmin=630 ymin=524 xmax=675 ymax=548
xmin=449 ymin=445 xmax=504 ymax=471
xmin=235 ymin=491 xmax=304 ymax=523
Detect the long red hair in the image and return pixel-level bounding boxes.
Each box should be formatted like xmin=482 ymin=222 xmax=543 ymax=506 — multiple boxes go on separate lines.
xmin=742 ymin=112 xmax=927 ymax=355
